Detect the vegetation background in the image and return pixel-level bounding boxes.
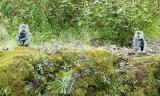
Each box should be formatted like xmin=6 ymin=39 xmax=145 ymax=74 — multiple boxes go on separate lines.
xmin=0 ymin=0 xmax=160 ymax=96
xmin=0 ymin=0 xmax=160 ymax=47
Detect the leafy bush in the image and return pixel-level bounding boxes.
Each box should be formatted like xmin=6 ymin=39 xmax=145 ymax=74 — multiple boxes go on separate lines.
xmin=0 ymin=0 xmax=159 ymax=46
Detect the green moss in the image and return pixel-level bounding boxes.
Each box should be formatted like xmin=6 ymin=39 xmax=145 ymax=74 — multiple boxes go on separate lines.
xmin=126 ymin=55 xmax=160 ymax=96
xmin=74 ymin=88 xmax=86 ymax=96
xmin=51 ymin=53 xmax=64 ymax=63
xmin=49 ymin=50 xmax=116 ymax=95
xmin=144 ymin=63 xmax=160 ymax=96
xmin=0 ymin=47 xmax=44 ymax=96
xmin=1 ymin=47 xmax=160 ymax=96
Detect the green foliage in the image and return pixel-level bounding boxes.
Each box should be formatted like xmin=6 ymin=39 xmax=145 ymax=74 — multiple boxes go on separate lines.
xmin=146 ymin=19 xmax=160 ymax=39
xmin=156 ymin=79 xmax=160 ymax=86
xmin=101 ymin=75 xmax=111 ymax=85
xmin=0 ymin=87 xmax=9 ymax=96
xmin=49 ymin=71 xmax=74 ymax=95
xmin=62 ymin=61 xmax=72 ymax=71
xmin=34 ymin=55 xmax=55 ymax=75
xmin=0 ymin=0 xmax=160 ymax=45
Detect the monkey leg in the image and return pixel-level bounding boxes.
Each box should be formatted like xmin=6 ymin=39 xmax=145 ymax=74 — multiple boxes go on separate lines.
xmin=17 ymin=40 xmax=24 ymax=46
xmin=23 ymin=40 xmax=29 ymax=46
xmin=134 ymin=46 xmax=140 ymax=51
xmin=140 ymin=46 xmax=144 ymax=51
xmin=17 ymin=40 xmax=27 ymax=46
xmin=137 ymin=47 xmax=142 ymax=52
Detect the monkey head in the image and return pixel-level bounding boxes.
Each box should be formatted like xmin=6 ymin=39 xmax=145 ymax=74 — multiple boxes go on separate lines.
xmin=134 ymin=31 xmax=144 ymax=39
xmin=19 ymin=24 xmax=29 ymax=33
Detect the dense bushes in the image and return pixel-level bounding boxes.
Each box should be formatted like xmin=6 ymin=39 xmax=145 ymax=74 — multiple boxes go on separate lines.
xmin=0 ymin=0 xmax=160 ymax=45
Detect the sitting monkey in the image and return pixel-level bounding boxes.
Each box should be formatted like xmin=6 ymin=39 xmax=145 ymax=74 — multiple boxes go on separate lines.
xmin=16 ymin=24 xmax=32 ymax=46
xmin=132 ymin=30 xmax=147 ymax=52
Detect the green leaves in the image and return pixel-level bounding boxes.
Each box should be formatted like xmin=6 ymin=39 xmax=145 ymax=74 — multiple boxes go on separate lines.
xmin=0 ymin=0 xmax=160 ymax=45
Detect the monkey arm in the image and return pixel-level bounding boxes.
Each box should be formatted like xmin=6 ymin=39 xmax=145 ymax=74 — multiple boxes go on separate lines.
xmin=19 ymin=32 xmax=32 ymax=41
xmin=132 ymin=38 xmax=140 ymax=51
xmin=23 ymin=33 xmax=32 ymax=45
xmin=16 ymin=33 xmax=28 ymax=41
xmin=16 ymin=34 xmax=20 ymax=41
xmin=143 ymin=39 xmax=147 ymax=51
xmin=132 ymin=38 xmax=137 ymax=48
xmin=16 ymin=34 xmax=23 ymax=45
xmin=20 ymin=37 xmax=28 ymax=41
xmin=26 ymin=32 xmax=32 ymax=40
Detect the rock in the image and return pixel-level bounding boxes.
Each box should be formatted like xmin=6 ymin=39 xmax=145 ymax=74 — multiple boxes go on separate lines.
xmin=0 ymin=47 xmax=160 ymax=96
xmin=2 ymin=47 xmax=9 ymax=50
xmin=79 ymin=53 xmax=89 ymax=62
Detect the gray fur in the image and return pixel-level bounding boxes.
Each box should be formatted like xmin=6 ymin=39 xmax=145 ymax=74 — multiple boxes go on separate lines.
xmin=16 ymin=24 xmax=32 ymax=46
xmin=132 ymin=30 xmax=147 ymax=52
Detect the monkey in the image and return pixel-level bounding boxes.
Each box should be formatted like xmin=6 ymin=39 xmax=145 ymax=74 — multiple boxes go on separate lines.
xmin=16 ymin=24 xmax=32 ymax=46
xmin=132 ymin=30 xmax=147 ymax=52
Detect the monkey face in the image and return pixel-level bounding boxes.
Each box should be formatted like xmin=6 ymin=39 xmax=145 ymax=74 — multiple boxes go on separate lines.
xmin=20 ymin=28 xmax=25 ymax=33
xmin=21 ymin=26 xmax=27 ymax=32
xmin=135 ymin=31 xmax=144 ymax=39
xmin=19 ymin=24 xmax=29 ymax=33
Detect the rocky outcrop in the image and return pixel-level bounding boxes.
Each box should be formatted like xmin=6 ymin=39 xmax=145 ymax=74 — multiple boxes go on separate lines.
xmin=0 ymin=47 xmax=159 ymax=96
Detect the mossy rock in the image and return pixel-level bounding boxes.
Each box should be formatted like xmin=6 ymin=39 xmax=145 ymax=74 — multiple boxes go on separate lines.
xmin=116 ymin=55 xmax=160 ymax=96
xmin=0 ymin=47 xmax=43 ymax=96
xmin=0 ymin=47 xmax=160 ymax=96
xmin=49 ymin=50 xmax=116 ymax=96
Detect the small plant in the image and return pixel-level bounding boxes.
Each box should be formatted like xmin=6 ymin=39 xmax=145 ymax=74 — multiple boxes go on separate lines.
xmin=57 ymin=76 xmax=73 ymax=94
xmin=36 ymin=64 xmax=44 ymax=75
xmin=156 ymin=78 xmax=160 ymax=86
xmin=101 ymin=75 xmax=111 ymax=85
xmin=50 ymin=72 xmax=74 ymax=95
xmin=39 ymin=55 xmax=50 ymax=65
xmin=35 ymin=55 xmax=53 ymax=75
xmin=0 ymin=87 xmax=9 ymax=96
xmin=62 ymin=61 xmax=72 ymax=71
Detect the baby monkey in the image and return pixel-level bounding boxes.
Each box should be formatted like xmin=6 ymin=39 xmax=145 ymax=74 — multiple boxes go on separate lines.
xmin=16 ymin=24 xmax=32 ymax=46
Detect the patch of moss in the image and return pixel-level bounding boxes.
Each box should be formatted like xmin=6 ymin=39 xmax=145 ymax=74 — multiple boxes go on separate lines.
xmin=1 ymin=47 xmax=160 ymax=96
xmin=144 ymin=62 xmax=160 ymax=96
xmin=0 ymin=47 xmax=43 ymax=96
xmin=49 ymin=50 xmax=116 ymax=96
xmin=126 ymin=55 xmax=160 ymax=96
